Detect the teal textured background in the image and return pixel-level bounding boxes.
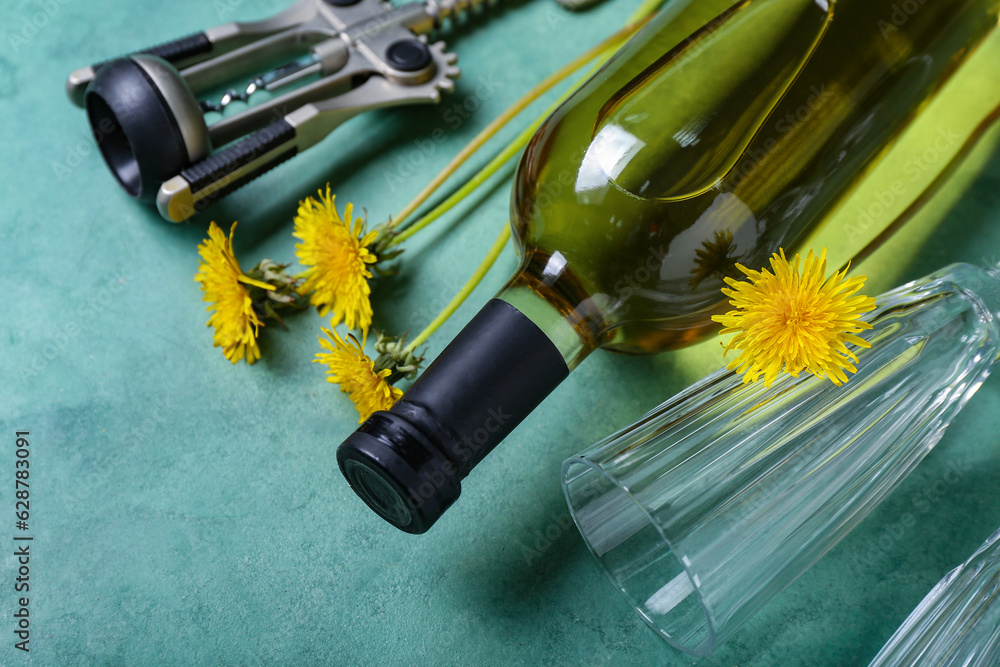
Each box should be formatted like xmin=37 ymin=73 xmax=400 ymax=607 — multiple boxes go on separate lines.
xmin=2 ymin=0 xmax=1000 ymax=664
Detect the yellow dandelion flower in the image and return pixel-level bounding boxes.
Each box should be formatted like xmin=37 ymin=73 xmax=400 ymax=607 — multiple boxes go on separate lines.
xmin=294 ymin=185 xmax=379 ymax=335
xmin=712 ymin=248 xmax=877 ymax=387
xmin=195 ymin=222 xmax=276 ymax=365
xmin=315 ymin=328 xmax=403 ymax=423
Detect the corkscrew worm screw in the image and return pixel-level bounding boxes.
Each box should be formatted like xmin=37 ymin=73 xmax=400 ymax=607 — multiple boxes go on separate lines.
xmin=65 ymin=0 xmax=493 ymax=222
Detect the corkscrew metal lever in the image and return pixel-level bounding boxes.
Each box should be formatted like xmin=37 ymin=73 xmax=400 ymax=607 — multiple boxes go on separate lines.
xmin=65 ymin=0 xmax=483 ymax=222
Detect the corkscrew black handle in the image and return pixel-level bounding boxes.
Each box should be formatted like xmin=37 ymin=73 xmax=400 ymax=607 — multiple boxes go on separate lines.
xmin=127 ymin=32 xmax=213 ymax=66
xmin=157 ymin=120 xmax=299 ymax=222
xmin=67 ymin=31 xmax=216 ymax=107
xmin=95 ymin=31 xmax=214 ymax=71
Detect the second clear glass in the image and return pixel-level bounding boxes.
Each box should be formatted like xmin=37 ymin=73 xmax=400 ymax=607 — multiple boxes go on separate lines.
xmin=869 ymin=526 xmax=1000 ymax=666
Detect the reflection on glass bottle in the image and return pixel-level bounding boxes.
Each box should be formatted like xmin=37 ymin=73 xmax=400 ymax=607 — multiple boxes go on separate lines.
xmin=337 ymin=0 xmax=1000 ymax=533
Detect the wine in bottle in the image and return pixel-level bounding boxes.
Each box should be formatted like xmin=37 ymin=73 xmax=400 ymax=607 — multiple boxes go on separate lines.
xmin=337 ymin=0 xmax=1000 ymax=533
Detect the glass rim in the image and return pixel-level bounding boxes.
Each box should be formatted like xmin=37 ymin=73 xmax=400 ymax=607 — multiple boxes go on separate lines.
xmin=562 ymin=454 xmax=718 ymax=657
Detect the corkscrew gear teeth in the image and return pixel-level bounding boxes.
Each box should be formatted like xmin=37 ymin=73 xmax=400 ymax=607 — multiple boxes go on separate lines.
xmin=64 ymin=0 xmax=478 ymax=221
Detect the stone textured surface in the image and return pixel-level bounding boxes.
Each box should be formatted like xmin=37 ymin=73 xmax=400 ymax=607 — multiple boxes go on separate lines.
xmin=2 ymin=0 xmax=1000 ymax=664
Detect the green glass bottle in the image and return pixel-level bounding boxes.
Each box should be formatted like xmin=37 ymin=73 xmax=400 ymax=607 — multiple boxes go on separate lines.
xmin=338 ymin=0 xmax=1000 ymax=533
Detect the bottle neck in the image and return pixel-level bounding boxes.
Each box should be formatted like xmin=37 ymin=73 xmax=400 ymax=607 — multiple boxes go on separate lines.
xmin=495 ymin=249 xmax=608 ymax=370
xmin=335 ymin=251 xmax=608 ymax=533
xmin=496 ymin=286 xmax=595 ymax=370
xmin=336 ymin=298 xmax=572 ymax=533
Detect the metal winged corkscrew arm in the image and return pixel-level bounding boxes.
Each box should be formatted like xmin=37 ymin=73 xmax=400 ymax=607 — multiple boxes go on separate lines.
xmin=65 ymin=0 xmax=485 ymax=221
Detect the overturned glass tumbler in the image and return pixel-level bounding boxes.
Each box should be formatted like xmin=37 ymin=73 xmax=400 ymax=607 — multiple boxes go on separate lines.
xmin=562 ymin=261 xmax=1000 ymax=656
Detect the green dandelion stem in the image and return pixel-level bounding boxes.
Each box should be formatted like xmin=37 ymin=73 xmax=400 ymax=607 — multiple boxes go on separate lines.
xmin=390 ymin=120 xmax=537 ymax=246
xmin=388 ymin=2 xmax=664 ymax=247
xmin=388 ymin=21 xmax=644 ymax=231
xmin=390 ymin=59 xmax=597 ymax=247
xmin=404 ymin=223 xmax=512 ymax=353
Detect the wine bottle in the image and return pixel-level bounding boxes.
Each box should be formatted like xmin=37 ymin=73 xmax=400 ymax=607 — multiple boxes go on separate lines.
xmin=337 ymin=0 xmax=1000 ymax=533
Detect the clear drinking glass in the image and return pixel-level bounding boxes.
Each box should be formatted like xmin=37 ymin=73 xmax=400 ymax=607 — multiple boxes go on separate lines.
xmin=562 ymin=262 xmax=1000 ymax=657
xmin=868 ymin=527 xmax=1000 ymax=666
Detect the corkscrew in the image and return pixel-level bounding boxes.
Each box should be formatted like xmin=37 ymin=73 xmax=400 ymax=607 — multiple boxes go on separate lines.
xmin=65 ymin=0 xmax=484 ymax=222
